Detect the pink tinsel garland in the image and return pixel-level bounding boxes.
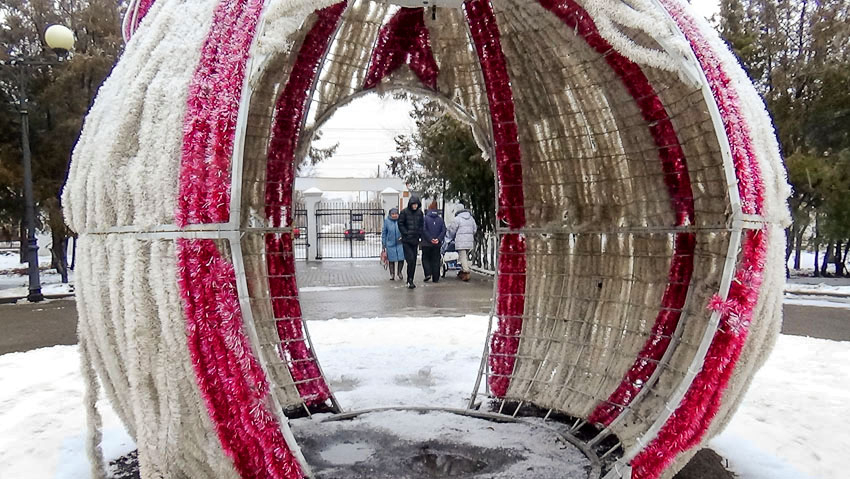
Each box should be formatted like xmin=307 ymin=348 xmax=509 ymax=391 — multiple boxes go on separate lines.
xmin=630 ymin=1 xmax=768 ymax=477
xmin=176 ymin=239 xmax=303 ymax=479
xmin=535 ymin=0 xmax=697 ymax=428
xmin=177 ymin=0 xmax=265 ymax=227
xmin=464 ymin=0 xmax=527 ymax=398
xmin=266 ymin=233 xmax=332 ymax=405
xmin=364 ymin=7 xmax=440 ymax=90
xmin=264 ymin=3 xmax=346 ymax=407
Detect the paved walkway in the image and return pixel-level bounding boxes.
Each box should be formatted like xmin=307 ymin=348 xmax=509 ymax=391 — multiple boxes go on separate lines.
xmin=1 ymin=261 xmax=847 ymax=355
xmin=296 ymin=260 xmax=492 ymax=320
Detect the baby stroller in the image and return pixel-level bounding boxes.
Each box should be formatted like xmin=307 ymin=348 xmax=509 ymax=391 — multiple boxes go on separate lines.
xmin=440 ymin=240 xmax=461 ymax=278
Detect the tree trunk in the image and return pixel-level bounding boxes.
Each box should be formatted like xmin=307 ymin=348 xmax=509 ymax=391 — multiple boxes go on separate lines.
xmin=50 ymin=229 xmax=69 ymax=284
xmin=785 ymin=226 xmax=793 ymax=278
xmin=70 ymin=235 xmax=77 ymax=270
xmin=835 ymin=241 xmax=846 ymax=277
xmin=794 ymin=226 xmax=805 ymax=270
xmin=813 ymin=242 xmax=820 ymax=277
xmin=820 ymin=242 xmax=832 ymax=277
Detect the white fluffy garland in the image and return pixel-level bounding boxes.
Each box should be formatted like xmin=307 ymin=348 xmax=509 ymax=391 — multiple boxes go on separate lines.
xmin=573 ymin=0 xmax=702 ymax=87
xmin=63 ymin=0 xmax=218 ymax=233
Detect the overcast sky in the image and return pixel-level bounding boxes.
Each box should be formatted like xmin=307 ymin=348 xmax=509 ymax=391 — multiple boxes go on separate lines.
xmin=310 ymin=0 xmax=721 ymax=178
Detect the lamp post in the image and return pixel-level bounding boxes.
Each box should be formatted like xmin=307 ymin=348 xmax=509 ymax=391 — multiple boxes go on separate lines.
xmin=4 ymin=24 xmax=75 ymax=302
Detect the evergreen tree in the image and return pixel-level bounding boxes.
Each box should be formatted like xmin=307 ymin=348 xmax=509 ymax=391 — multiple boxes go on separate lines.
xmin=719 ymin=0 xmax=850 ymax=276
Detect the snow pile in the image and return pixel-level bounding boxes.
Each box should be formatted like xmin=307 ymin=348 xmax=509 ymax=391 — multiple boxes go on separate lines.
xmin=0 ymin=316 xmax=846 ymax=479
xmin=784 ymin=282 xmax=850 ymax=297
xmin=711 ymin=335 xmax=850 ymax=479
xmin=0 ymin=346 xmax=134 ymax=479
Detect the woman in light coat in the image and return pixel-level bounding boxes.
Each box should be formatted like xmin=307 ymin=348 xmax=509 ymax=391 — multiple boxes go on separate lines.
xmin=381 ymin=208 xmax=405 ymax=280
xmin=446 ymin=205 xmax=477 ymax=281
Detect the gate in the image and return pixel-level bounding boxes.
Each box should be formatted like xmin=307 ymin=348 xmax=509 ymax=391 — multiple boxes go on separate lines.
xmin=315 ymin=202 xmax=385 ymax=259
xmin=293 ymin=208 xmax=308 ymax=260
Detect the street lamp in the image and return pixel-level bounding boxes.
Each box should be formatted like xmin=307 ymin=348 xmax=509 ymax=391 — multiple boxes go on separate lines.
xmin=3 ymin=24 xmax=75 ymax=302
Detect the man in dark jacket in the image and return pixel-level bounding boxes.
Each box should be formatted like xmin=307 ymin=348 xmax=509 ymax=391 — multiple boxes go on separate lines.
xmin=421 ymin=208 xmax=447 ymax=283
xmin=397 ymin=195 xmax=424 ymax=288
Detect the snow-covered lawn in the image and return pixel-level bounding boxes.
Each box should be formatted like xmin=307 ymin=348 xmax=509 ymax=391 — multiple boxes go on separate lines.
xmin=0 ymin=247 xmax=74 ymax=300
xmin=0 ymin=316 xmax=847 ymax=479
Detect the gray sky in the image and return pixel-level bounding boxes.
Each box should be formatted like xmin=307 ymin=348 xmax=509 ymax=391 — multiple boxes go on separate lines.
xmin=311 ymin=0 xmax=721 ymax=178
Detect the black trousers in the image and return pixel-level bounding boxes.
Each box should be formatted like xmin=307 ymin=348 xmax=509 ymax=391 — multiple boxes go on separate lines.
xmin=421 ymin=245 xmax=442 ymax=281
xmin=402 ymin=242 xmax=418 ymax=283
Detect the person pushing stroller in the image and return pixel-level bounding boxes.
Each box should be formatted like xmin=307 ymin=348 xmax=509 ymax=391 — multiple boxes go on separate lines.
xmin=446 ymin=204 xmax=477 ymax=281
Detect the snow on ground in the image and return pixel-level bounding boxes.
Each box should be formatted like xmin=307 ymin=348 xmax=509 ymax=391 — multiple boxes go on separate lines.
xmin=0 ymin=316 xmax=847 ymax=479
xmin=0 ymin=346 xmax=134 ymax=479
xmin=784 ymin=282 xmax=850 ymax=296
xmin=0 ymin=245 xmax=74 ymax=300
xmin=711 ymin=335 xmax=850 ymax=479
xmin=788 ymin=250 xmax=849 ymax=278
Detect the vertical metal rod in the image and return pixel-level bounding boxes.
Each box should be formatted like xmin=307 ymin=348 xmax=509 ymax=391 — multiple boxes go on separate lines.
xmin=19 ymin=65 xmax=43 ymax=303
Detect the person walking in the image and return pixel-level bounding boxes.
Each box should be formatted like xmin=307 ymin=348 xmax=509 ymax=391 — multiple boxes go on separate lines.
xmin=397 ymin=195 xmax=424 ymax=289
xmin=381 ymin=208 xmax=405 ymax=281
xmin=421 ymin=207 xmax=447 ymax=283
xmin=446 ymin=204 xmax=477 ymax=281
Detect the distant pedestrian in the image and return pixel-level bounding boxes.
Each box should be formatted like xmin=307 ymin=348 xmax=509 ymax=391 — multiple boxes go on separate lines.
xmin=446 ymin=204 xmax=477 ymax=281
xmin=397 ymin=196 xmax=424 ymax=289
xmin=421 ymin=207 xmax=447 ymax=283
xmin=381 ymin=208 xmax=405 ymax=281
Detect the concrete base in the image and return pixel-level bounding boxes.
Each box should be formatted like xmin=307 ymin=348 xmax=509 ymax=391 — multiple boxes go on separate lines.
xmin=290 ymin=408 xmax=595 ymax=478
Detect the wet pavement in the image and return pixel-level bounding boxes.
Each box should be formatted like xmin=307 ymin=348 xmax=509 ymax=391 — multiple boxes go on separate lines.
xmin=296 ymin=260 xmax=493 ymax=320
xmin=1 ymin=261 xmax=847 ymax=356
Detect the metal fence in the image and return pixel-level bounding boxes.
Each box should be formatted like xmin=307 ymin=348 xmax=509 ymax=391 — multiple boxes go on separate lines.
xmin=315 ymin=202 xmax=385 ymax=259
xmin=471 ymin=232 xmax=498 ymax=273
xmin=293 ymin=208 xmax=308 ymax=260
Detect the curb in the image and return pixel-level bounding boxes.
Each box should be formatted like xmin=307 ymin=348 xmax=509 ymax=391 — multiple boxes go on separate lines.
xmin=0 ymin=293 xmax=76 ymax=305
xmin=784 ymin=290 xmax=850 ymax=299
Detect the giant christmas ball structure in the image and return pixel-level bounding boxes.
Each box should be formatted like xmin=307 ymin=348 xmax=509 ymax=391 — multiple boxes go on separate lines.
xmin=63 ymin=0 xmax=790 ymax=478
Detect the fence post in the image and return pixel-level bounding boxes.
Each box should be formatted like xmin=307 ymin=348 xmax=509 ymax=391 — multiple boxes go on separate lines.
xmin=380 ymin=187 xmax=400 ymax=213
xmin=303 ymin=187 xmax=324 ymax=261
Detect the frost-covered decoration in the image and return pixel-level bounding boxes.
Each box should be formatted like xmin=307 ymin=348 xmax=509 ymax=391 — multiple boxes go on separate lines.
xmin=463 ymin=0 xmax=527 ymax=398
xmin=263 ymin=2 xmax=345 ymax=407
xmin=63 ymin=0 xmax=790 ymax=478
xmin=534 ymin=0 xmax=696 ymax=428
xmin=176 ymin=239 xmax=304 ymax=479
xmin=573 ymin=0 xmax=701 ymax=86
xmin=177 ymin=0 xmax=266 ymax=226
xmin=122 ymin=0 xmax=158 ymax=42
xmin=63 ymin=0 xmax=218 ymax=231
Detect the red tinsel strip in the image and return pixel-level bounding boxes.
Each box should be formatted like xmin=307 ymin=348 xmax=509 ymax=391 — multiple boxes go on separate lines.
xmin=266 ymin=233 xmax=331 ymax=405
xmin=176 ymin=239 xmax=303 ymax=479
xmin=266 ymin=2 xmax=347 ymax=228
xmin=176 ymin=0 xmax=266 ymax=227
xmin=264 ymin=3 xmax=345 ymax=406
xmin=657 ymin=0 xmax=765 ymax=215
xmin=464 ymin=0 xmax=526 ymax=229
xmin=364 ymin=7 xmax=440 ymax=90
xmin=536 ymin=0 xmax=697 ymax=427
xmin=629 ymin=2 xmax=769 ymax=478
xmin=464 ymin=0 xmax=527 ymax=398
xmin=488 ymin=233 xmax=527 ymax=396
xmin=632 ymin=230 xmax=766 ymax=479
